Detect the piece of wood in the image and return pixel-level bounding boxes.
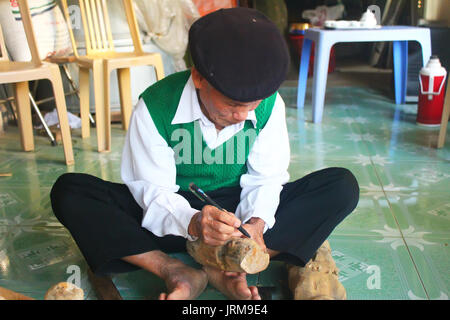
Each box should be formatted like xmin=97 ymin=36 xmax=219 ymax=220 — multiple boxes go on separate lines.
xmin=186 ymin=238 xmax=269 ymax=274
xmin=0 ymin=282 xmax=83 ymax=300
xmin=0 ymin=110 xmax=3 ymax=133
xmin=0 ymin=286 xmax=34 ymax=300
xmin=79 ymin=67 xmax=91 ymax=138
xmin=437 ymin=79 xmax=450 ymax=148
xmin=117 ymin=68 xmax=132 ymax=130
xmin=14 ymin=81 xmax=34 ymax=152
xmin=49 ymin=64 xmax=74 ymax=165
xmin=88 ymin=268 xmax=123 ymax=300
xmin=0 ymin=173 xmax=12 ymax=177
xmin=44 ymin=282 xmax=84 ymax=300
xmin=287 ymin=240 xmax=346 ymax=300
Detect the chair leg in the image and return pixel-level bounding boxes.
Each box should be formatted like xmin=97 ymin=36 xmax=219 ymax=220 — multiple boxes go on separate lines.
xmin=102 ymin=64 xmax=112 ymax=152
xmin=153 ymin=54 xmax=165 ymax=81
xmin=393 ymin=40 xmax=408 ymax=104
xmin=92 ymin=60 xmax=109 ymax=152
xmin=437 ymin=80 xmax=450 ymax=148
xmin=311 ymin=41 xmax=332 ymax=123
xmin=14 ymin=81 xmax=34 ymax=151
xmin=297 ymin=38 xmax=312 ymax=109
xmin=418 ymin=31 xmax=432 ymax=68
xmin=49 ymin=68 xmax=75 ymax=165
xmin=117 ymin=68 xmax=132 ymax=131
xmin=79 ymin=67 xmax=91 ymax=138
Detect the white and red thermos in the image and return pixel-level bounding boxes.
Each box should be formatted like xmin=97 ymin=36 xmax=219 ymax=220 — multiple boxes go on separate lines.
xmin=417 ymin=55 xmax=447 ymax=126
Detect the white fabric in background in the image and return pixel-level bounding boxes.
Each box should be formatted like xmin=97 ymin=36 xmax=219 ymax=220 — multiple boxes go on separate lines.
xmin=133 ymin=0 xmax=200 ymax=71
xmin=0 ymin=0 xmax=72 ymax=61
xmin=36 ymin=108 xmax=81 ymax=129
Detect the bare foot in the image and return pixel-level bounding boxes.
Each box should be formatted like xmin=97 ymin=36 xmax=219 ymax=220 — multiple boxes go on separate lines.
xmin=158 ymin=259 xmax=208 ymax=300
xmin=203 ymin=266 xmax=261 ymax=300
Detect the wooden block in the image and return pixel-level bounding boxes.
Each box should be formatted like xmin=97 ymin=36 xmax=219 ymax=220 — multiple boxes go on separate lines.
xmin=0 ymin=111 xmax=3 ymax=134
xmin=186 ymin=238 xmax=270 ymax=274
xmin=0 ymin=173 xmax=12 ymax=177
xmin=287 ymin=241 xmax=347 ymax=300
xmin=0 ymin=286 xmax=34 ymax=300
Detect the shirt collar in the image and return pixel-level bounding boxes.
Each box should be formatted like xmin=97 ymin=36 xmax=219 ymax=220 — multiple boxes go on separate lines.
xmin=171 ymin=75 xmax=257 ymax=127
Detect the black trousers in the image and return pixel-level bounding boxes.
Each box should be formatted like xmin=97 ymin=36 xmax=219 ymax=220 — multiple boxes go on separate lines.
xmin=50 ymin=167 xmax=359 ymax=276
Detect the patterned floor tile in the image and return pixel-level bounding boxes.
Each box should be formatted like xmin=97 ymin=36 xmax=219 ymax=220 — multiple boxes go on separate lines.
xmin=0 ymin=83 xmax=448 ymax=300
xmin=384 ymin=192 xmax=450 ymax=240
xmin=373 ymin=161 xmax=450 ymax=194
xmin=328 ymin=234 xmax=427 ymax=300
xmin=403 ymin=238 xmax=449 ymax=300
xmin=0 ymin=226 xmax=93 ymax=299
xmin=288 ymin=159 xmax=384 ymax=194
xmin=332 ymin=192 xmax=398 ymax=237
xmin=360 ymin=125 xmax=450 ymax=162
xmin=0 ymin=187 xmax=57 ymax=227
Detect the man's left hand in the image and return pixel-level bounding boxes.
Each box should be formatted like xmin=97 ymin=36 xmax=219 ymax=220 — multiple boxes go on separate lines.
xmin=241 ymin=217 xmax=266 ymax=252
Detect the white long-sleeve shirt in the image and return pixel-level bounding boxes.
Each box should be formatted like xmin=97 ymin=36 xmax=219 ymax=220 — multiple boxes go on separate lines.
xmin=121 ymin=75 xmax=290 ymax=241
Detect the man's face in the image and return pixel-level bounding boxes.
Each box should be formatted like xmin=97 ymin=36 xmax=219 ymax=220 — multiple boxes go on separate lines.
xmin=192 ymin=68 xmax=262 ymax=130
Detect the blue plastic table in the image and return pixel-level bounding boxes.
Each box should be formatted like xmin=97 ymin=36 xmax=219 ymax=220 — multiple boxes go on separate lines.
xmin=297 ymin=26 xmax=432 ymax=123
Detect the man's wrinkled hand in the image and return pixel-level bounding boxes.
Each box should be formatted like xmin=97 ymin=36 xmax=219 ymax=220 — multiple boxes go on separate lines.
xmin=188 ymin=205 xmax=242 ymax=246
xmin=241 ymin=217 xmax=266 ymax=252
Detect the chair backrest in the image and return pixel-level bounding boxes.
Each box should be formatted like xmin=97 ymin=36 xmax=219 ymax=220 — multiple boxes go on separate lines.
xmin=17 ymin=0 xmax=42 ymax=66
xmin=62 ymin=0 xmax=143 ymax=56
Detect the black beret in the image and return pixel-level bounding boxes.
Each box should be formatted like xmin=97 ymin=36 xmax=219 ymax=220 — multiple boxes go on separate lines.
xmin=188 ymin=7 xmax=290 ymax=102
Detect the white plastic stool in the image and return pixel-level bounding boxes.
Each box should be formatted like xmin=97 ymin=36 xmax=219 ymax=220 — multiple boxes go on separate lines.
xmin=297 ymin=26 xmax=432 ymax=123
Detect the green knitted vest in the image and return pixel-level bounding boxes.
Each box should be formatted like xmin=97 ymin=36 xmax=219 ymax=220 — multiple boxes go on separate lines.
xmin=140 ymin=70 xmax=276 ymax=192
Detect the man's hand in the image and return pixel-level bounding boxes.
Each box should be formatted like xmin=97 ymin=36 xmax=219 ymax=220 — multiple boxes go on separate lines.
xmin=188 ymin=205 xmax=242 ymax=246
xmin=241 ymin=217 xmax=267 ymax=252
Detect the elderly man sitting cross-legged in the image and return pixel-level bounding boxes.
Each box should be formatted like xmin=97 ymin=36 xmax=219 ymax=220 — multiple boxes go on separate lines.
xmin=50 ymin=8 xmax=359 ymax=300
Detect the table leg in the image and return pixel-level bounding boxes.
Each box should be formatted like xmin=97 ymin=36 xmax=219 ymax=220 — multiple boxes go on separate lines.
xmin=297 ymin=39 xmax=312 ymax=109
xmin=393 ymin=40 xmax=408 ymax=104
xmin=418 ymin=29 xmax=432 ymax=68
xmin=311 ymin=41 xmax=332 ymax=123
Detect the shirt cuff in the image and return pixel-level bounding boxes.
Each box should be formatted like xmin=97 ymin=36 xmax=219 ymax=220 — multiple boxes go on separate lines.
xmin=175 ymin=205 xmax=199 ymax=241
xmin=141 ymin=192 xmax=199 ymax=240
xmin=236 ymin=187 xmax=281 ymax=234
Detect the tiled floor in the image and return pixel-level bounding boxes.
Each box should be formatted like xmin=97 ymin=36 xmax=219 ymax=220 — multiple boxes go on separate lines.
xmin=0 ymin=81 xmax=449 ymax=300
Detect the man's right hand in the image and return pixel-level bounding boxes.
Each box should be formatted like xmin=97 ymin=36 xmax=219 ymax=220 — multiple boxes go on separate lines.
xmin=188 ymin=205 xmax=242 ymax=246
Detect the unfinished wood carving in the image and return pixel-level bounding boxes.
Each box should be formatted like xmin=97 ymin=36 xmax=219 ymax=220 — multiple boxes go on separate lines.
xmin=186 ymin=238 xmax=270 ymax=274
xmin=44 ymin=282 xmax=84 ymax=300
xmin=287 ymin=240 xmax=347 ymax=300
xmin=0 ymin=282 xmax=84 ymax=300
